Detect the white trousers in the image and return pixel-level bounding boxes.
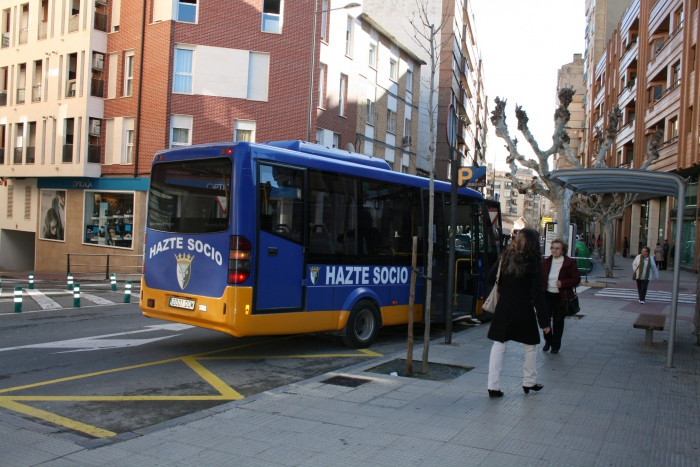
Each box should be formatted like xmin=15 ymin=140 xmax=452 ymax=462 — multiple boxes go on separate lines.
xmin=487 ymin=341 xmax=537 ymax=390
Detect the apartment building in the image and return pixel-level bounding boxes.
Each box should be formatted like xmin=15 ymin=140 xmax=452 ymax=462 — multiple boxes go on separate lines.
xmin=0 ymin=1 xmax=428 ymax=273
xmin=361 ymin=0 xmax=489 ymax=179
xmin=556 ymin=53 xmax=586 ymax=169
xmin=584 ymin=0 xmax=699 ymax=270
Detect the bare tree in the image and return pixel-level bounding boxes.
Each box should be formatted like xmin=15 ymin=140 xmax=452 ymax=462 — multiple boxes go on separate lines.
xmin=490 ymin=88 xmax=581 ymax=233
xmin=491 ymin=87 xmax=662 ymax=277
xmin=407 ymin=0 xmax=449 ymax=374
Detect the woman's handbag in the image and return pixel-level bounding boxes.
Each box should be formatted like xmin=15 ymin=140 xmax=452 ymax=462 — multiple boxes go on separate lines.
xmin=564 ymin=289 xmax=580 ymax=316
xmin=482 ymin=262 xmax=501 ymax=313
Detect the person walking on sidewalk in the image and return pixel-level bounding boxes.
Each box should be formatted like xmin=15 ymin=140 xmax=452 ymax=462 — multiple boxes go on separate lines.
xmin=486 ymin=228 xmax=550 ymax=398
xmin=654 ymin=243 xmax=664 ymax=271
xmin=541 ymin=239 xmax=581 ymax=354
xmin=632 ymin=246 xmax=659 ymax=304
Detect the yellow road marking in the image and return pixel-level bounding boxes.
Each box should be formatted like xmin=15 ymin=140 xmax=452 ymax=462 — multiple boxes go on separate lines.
xmin=0 ymin=399 xmax=116 ymax=438
xmin=0 ymin=338 xmax=382 ymax=438
xmin=182 ymin=357 xmax=243 ymax=399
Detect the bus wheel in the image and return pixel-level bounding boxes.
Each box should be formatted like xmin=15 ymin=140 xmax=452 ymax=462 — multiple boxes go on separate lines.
xmin=342 ymin=300 xmax=380 ymax=349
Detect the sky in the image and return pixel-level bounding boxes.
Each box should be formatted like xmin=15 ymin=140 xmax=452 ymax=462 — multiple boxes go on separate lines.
xmin=469 ymin=0 xmax=586 ymax=169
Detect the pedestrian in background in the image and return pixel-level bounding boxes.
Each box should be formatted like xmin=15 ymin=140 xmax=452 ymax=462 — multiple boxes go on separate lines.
xmin=486 ymin=228 xmax=550 ymax=398
xmin=662 ymin=239 xmax=670 ymax=270
xmin=541 ymin=239 xmax=581 ymax=354
xmin=632 ymin=246 xmax=659 ymax=304
xmin=654 ymin=243 xmax=664 ymax=271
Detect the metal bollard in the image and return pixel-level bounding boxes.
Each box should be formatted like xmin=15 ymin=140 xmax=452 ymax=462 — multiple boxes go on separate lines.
xmin=110 ymin=273 xmax=117 ymax=291
xmin=29 ymin=272 xmax=34 ymax=290
xmin=73 ymin=283 xmax=80 ymax=308
xmin=67 ymin=273 xmax=74 ymax=290
xmin=124 ymin=281 xmax=132 ymax=303
xmin=14 ymin=286 xmax=22 ymax=313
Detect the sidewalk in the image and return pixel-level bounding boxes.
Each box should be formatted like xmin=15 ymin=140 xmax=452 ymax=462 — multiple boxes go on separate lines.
xmin=1 ymin=255 xmax=698 ymax=466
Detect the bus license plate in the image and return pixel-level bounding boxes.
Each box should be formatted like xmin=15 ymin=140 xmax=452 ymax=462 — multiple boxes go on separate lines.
xmin=169 ymin=297 xmax=195 ymax=310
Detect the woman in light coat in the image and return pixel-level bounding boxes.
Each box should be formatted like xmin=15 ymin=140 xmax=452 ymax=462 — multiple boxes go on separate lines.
xmin=632 ymin=246 xmax=659 ymax=304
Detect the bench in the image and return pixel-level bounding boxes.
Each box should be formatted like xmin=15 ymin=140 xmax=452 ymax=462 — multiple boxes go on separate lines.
xmin=633 ymin=313 xmax=666 ymax=346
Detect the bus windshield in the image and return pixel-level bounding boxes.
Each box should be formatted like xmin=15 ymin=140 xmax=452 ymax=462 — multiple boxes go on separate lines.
xmin=147 ymin=158 xmax=232 ymax=234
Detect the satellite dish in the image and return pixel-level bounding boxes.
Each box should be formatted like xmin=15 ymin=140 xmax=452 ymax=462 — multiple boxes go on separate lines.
xmin=346 ymin=143 xmax=356 ymax=152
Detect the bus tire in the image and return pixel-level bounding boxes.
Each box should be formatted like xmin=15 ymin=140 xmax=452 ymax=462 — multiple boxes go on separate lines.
xmin=341 ymin=300 xmax=380 ymax=349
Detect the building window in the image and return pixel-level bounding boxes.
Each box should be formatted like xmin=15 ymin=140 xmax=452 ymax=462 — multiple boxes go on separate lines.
xmin=247 ymin=52 xmax=270 ymax=101
xmin=387 ymin=109 xmax=397 ymax=134
xmin=170 ymin=115 xmax=192 ymax=148
xmin=318 ymin=63 xmax=327 ymax=109
xmin=672 ymin=61 xmax=681 ymax=87
xmin=124 ymin=51 xmax=134 ymax=97
xmin=173 ymin=46 xmax=193 ymax=94
xmin=366 ymin=98 xmax=376 ymax=125
xmin=403 ymin=117 xmax=412 ymax=138
xmin=345 ymin=16 xmax=353 ymax=57
xmin=332 ymin=132 xmax=340 ymax=149
xmin=339 ymin=74 xmax=347 ymax=117
xmin=368 ymin=42 xmax=377 ymax=68
xmin=262 ymin=0 xmax=282 ymax=34
xmin=63 ymin=118 xmax=74 ymax=162
xmin=234 ymin=120 xmax=256 ymax=142
xmin=389 ymin=58 xmax=398 ymax=82
xmin=83 ymin=191 xmax=135 ymax=248
xmin=669 ymin=117 xmax=678 ymax=139
xmin=111 ymin=0 xmax=121 ymax=32
xmin=320 ymin=1 xmax=329 ymax=42
xmin=406 ymin=69 xmax=413 ymax=93
xmin=177 ymin=0 xmax=197 ymax=23
xmin=123 ymin=118 xmax=134 ymax=164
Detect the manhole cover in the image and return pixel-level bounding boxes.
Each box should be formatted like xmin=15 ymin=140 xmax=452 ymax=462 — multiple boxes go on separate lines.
xmin=321 ymin=375 xmax=371 ymax=387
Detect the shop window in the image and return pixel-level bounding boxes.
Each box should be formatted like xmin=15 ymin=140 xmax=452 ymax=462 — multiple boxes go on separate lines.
xmin=83 ymin=191 xmax=134 ymax=248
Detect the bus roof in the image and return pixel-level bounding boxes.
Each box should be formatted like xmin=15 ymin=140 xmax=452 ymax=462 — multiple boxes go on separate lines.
xmin=263 ymin=140 xmax=392 ymax=170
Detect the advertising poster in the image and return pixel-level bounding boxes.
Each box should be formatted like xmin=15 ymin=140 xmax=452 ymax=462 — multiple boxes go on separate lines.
xmin=40 ymin=189 xmax=66 ymax=241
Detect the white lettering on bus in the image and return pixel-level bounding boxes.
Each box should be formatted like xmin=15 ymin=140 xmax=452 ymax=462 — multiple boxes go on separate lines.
xmin=187 ymin=239 xmax=223 ymax=266
xmin=149 ymin=237 xmax=184 ymax=258
xmin=323 ymin=266 xmax=409 ymax=285
xmin=148 ymin=236 xmax=223 ymax=266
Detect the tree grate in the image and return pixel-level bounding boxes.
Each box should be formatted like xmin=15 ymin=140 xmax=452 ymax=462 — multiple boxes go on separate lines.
xmin=321 ymin=375 xmax=371 ymax=387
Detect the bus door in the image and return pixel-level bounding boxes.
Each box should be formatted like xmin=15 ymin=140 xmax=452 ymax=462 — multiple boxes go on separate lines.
xmin=256 ymin=164 xmax=305 ymax=310
xmin=451 ymin=198 xmax=483 ymax=317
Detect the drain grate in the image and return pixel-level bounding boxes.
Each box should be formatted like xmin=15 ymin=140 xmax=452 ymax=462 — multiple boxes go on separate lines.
xmin=321 ymin=375 xmax=371 ymax=387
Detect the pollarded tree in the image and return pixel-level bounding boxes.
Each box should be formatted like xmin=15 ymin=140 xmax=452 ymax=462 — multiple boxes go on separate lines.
xmin=490 ymin=88 xmax=586 ymax=236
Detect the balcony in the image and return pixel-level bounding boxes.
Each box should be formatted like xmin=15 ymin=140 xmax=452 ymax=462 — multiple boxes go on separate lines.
xmin=0 ymin=147 xmax=4 ymax=164
xmin=32 ymin=85 xmax=41 ymax=102
xmin=94 ymin=12 xmax=107 ymax=32
xmin=26 ymin=146 xmax=35 ymax=164
xmin=1 ymin=32 xmax=9 ymax=48
xmin=66 ymin=80 xmax=77 ymax=98
xmin=0 ymin=90 xmax=6 ymax=106
xmin=88 ymin=145 xmax=101 ymax=163
xmin=14 ymin=147 xmax=22 ymax=163
xmin=38 ymin=21 xmax=47 ymax=40
xmin=62 ymin=144 xmax=73 ymax=163
xmin=90 ymin=78 xmax=104 ymax=97
xmin=18 ymin=28 xmax=27 ymax=44
xmin=16 ymin=88 xmax=26 ymax=104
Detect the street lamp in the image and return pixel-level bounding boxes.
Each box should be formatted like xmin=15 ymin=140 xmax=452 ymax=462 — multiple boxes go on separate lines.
xmin=307 ymin=2 xmax=361 ymax=142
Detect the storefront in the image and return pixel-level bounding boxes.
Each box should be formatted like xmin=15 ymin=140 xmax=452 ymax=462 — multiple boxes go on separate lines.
xmin=35 ymin=177 xmax=149 ymax=274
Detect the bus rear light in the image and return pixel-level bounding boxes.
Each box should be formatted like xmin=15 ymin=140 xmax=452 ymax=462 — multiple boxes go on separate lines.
xmin=228 ymin=235 xmax=252 ymax=284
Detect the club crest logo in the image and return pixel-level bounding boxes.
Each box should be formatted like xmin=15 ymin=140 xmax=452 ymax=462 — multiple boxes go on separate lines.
xmin=309 ymin=266 xmax=320 ymax=285
xmin=175 ymin=253 xmax=194 ymax=290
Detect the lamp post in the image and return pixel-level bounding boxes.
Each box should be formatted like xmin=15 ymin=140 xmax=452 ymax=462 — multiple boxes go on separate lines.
xmin=307 ymin=2 xmax=361 ymax=142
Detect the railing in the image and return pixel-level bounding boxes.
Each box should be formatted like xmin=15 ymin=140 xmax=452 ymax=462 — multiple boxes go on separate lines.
xmin=66 ymin=253 xmax=142 ymax=280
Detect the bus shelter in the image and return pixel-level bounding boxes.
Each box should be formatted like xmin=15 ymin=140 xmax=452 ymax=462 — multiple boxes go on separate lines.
xmin=549 ymin=168 xmax=687 ymax=368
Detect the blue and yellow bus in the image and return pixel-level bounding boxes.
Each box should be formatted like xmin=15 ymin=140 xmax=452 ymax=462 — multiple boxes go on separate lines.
xmin=140 ymin=141 xmax=501 ymax=347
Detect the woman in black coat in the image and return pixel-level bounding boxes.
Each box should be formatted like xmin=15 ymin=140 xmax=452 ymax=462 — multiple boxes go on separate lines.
xmin=541 ymin=239 xmax=581 ymax=354
xmin=486 ymin=228 xmax=550 ymax=398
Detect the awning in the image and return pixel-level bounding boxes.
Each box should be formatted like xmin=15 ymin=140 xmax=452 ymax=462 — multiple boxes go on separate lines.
xmin=549 ymin=169 xmax=687 ymax=368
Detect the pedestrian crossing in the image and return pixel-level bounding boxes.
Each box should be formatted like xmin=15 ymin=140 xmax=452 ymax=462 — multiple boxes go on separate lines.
xmin=0 ymin=285 xmax=139 ymax=312
xmin=594 ymin=287 xmax=696 ymax=304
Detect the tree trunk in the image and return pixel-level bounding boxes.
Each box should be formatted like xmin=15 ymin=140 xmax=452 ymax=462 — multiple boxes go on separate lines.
xmin=603 ymin=220 xmax=615 ymax=277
